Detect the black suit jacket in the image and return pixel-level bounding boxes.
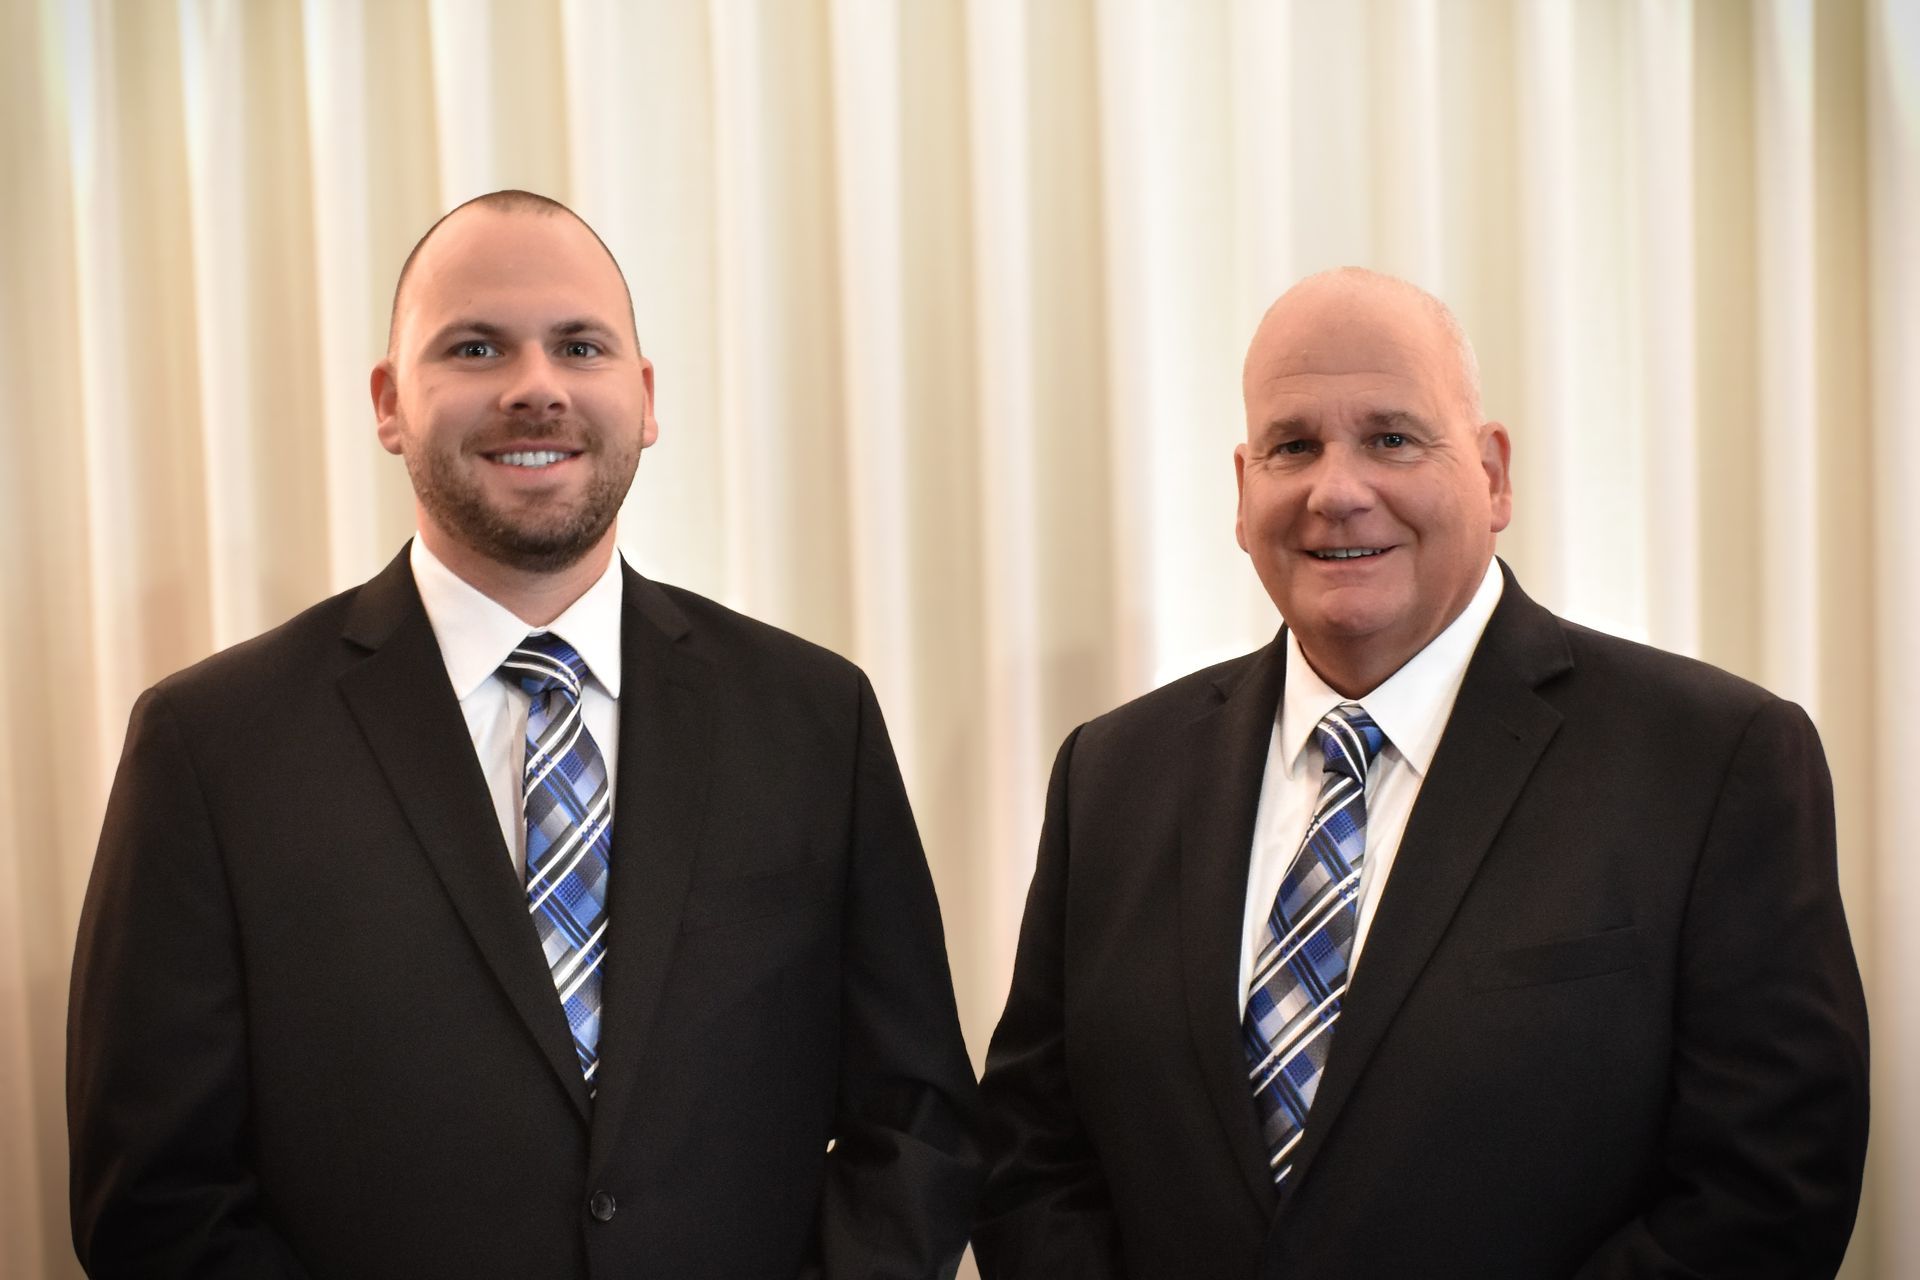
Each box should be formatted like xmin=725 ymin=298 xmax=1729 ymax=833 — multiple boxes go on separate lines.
xmin=69 ymin=548 xmax=981 ymax=1279
xmin=974 ymin=566 xmax=1868 ymax=1279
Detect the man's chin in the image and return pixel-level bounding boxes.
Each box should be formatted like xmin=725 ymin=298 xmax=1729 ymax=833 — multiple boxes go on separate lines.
xmin=1285 ymin=601 xmax=1413 ymax=654
xmin=438 ymin=509 xmax=618 ymax=576
xmin=481 ymin=528 xmax=614 ymax=574
xmin=1282 ymin=589 xmax=1401 ymax=640
xmin=410 ymin=452 xmax=636 ymax=578
xmin=485 ymin=545 xmax=597 ymax=575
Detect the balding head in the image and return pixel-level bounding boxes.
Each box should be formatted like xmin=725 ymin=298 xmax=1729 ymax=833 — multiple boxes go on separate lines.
xmin=387 ymin=190 xmax=638 ymax=357
xmin=1245 ymin=267 xmax=1482 ymax=426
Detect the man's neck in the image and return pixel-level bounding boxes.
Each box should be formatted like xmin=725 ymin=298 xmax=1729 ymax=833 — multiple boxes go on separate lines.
xmin=417 ymin=527 xmax=616 ymax=628
xmin=1298 ymin=648 xmax=1393 ymax=701
xmin=1297 ymin=629 xmax=1434 ymax=699
xmin=1294 ymin=561 xmax=1504 ymax=698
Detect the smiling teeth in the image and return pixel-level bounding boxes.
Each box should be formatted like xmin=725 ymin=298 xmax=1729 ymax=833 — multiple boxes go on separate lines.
xmin=495 ymin=450 xmax=570 ymax=467
xmin=1311 ymin=548 xmax=1384 ymax=559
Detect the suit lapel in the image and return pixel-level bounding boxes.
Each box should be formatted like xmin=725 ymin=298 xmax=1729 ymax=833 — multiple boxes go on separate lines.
xmin=1180 ymin=636 xmax=1289 ymax=1220
xmin=587 ymin=568 xmax=714 ymax=1171
xmin=1277 ymin=567 xmax=1572 ymax=1196
xmin=337 ymin=550 xmax=592 ymax=1120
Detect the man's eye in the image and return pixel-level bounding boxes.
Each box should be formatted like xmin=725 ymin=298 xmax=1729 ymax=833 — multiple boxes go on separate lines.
xmin=562 ymin=341 xmax=601 ymax=358
xmin=1274 ymin=440 xmax=1313 ymax=457
xmin=454 ymin=342 xmax=496 ymax=358
xmin=1377 ymin=432 xmax=1407 ymax=448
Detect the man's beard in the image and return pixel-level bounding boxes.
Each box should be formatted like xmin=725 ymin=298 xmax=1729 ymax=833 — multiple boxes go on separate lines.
xmin=403 ymin=422 xmax=641 ymax=574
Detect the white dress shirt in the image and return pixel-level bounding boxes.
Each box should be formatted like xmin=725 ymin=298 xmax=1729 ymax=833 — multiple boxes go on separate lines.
xmin=409 ymin=538 xmax=625 ymax=879
xmin=1237 ymin=559 xmax=1505 ymax=1004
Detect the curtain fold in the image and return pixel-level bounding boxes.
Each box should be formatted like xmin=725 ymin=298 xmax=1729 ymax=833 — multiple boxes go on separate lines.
xmin=3 ymin=1 xmax=1911 ymax=1276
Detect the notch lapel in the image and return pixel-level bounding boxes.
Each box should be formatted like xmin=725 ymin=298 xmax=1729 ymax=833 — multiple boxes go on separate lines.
xmin=1180 ymin=637 xmax=1290 ymax=1220
xmin=587 ymin=569 xmax=714 ymax=1171
xmin=337 ymin=551 xmax=592 ymax=1121
xmin=1275 ymin=571 xmax=1572 ymax=1197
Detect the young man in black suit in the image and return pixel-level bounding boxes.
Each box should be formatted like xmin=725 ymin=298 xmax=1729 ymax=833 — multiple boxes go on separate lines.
xmin=69 ymin=190 xmax=981 ymax=1279
xmin=975 ymin=268 xmax=1868 ymax=1278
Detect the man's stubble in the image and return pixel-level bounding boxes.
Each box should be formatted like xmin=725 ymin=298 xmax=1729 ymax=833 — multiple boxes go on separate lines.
xmin=401 ymin=416 xmax=641 ymax=575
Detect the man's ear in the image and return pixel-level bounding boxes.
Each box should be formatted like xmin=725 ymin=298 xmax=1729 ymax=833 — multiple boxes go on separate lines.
xmin=1233 ymin=442 xmax=1250 ymax=552
xmin=1481 ymin=422 xmax=1512 ymax=532
xmin=639 ymin=356 xmax=660 ymax=450
xmin=371 ymin=360 xmax=404 ymax=456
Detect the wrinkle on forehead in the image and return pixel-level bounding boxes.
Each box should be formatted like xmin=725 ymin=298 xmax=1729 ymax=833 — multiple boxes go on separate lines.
xmin=1250 ymin=335 xmax=1445 ymax=389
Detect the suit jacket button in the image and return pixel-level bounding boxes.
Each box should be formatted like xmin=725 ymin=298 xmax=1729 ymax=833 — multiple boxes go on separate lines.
xmin=588 ymin=1191 xmax=616 ymax=1222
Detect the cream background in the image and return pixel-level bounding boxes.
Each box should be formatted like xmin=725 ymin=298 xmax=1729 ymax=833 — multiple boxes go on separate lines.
xmin=2 ymin=1 xmax=1915 ymax=1276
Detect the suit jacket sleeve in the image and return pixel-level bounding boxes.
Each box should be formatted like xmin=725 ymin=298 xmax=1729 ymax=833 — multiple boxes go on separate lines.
xmin=815 ymin=671 xmax=984 ymax=1279
xmin=972 ymin=727 xmax=1124 ymax=1279
xmin=1573 ymin=698 xmax=1869 ymax=1279
xmin=68 ymin=688 xmax=313 ymax=1278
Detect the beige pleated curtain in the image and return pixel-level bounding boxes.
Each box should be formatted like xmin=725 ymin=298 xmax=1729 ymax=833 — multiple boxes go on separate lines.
xmin=3 ymin=1 xmax=1915 ymax=1276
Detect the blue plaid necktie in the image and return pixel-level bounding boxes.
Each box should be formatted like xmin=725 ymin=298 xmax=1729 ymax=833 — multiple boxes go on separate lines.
xmin=1243 ymin=702 xmax=1386 ymax=1186
xmin=500 ymin=633 xmax=611 ymax=1094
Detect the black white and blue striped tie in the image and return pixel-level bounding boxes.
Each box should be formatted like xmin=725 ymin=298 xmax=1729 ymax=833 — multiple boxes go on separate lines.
xmin=500 ymin=633 xmax=612 ymax=1094
xmin=1242 ymin=702 xmax=1386 ymax=1186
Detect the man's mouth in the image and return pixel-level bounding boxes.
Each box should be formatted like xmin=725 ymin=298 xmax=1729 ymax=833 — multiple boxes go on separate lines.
xmin=1307 ymin=547 xmax=1387 ymax=561
xmin=486 ymin=449 xmax=579 ymax=468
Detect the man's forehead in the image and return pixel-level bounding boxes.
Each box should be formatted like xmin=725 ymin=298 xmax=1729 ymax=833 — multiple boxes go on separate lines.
xmin=393 ymin=205 xmax=635 ymax=351
xmin=1246 ymin=287 xmax=1455 ymax=398
xmin=1245 ymin=330 xmax=1449 ymax=405
xmin=408 ymin=208 xmax=620 ymax=296
xmin=1250 ymin=334 xmax=1440 ymax=381
xmin=1247 ymin=379 xmax=1445 ymax=438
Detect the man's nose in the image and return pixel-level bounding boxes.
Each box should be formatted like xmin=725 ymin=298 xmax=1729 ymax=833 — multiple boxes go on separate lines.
xmin=1304 ymin=445 xmax=1375 ymax=520
xmin=500 ymin=351 xmax=569 ymax=418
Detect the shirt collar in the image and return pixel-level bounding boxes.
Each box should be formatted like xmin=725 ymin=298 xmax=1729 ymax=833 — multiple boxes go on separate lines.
xmin=409 ymin=537 xmax=626 ymax=702
xmin=1279 ymin=558 xmax=1504 ymax=778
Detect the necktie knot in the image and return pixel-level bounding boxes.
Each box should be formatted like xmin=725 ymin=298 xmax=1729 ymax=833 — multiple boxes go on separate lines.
xmin=1315 ymin=703 xmax=1385 ymax=786
xmin=501 ymin=632 xmax=586 ymax=702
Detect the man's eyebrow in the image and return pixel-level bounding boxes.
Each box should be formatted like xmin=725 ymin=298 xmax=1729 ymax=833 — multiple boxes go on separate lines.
xmin=552 ymin=319 xmax=627 ymax=350
xmin=1254 ymin=409 xmax=1433 ymax=439
xmin=1362 ymin=409 xmax=1431 ymax=432
xmin=423 ymin=319 xmax=508 ymax=348
xmin=1256 ymin=415 xmax=1313 ymax=438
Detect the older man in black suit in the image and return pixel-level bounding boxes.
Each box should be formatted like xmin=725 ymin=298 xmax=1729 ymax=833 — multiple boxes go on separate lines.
xmin=68 ymin=190 xmax=980 ymax=1279
xmin=975 ymin=268 xmax=1868 ymax=1278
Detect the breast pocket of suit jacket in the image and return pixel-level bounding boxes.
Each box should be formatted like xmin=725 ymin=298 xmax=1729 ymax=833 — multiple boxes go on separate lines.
xmin=1469 ymin=924 xmax=1644 ymax=993
xmin=681 ymin=855 xmax=839 ymax=936
xmin=1452 ymin=924 xmax=1656 ymax=1096
xmin=670 ymin=856 xmax=843 ymax=1037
